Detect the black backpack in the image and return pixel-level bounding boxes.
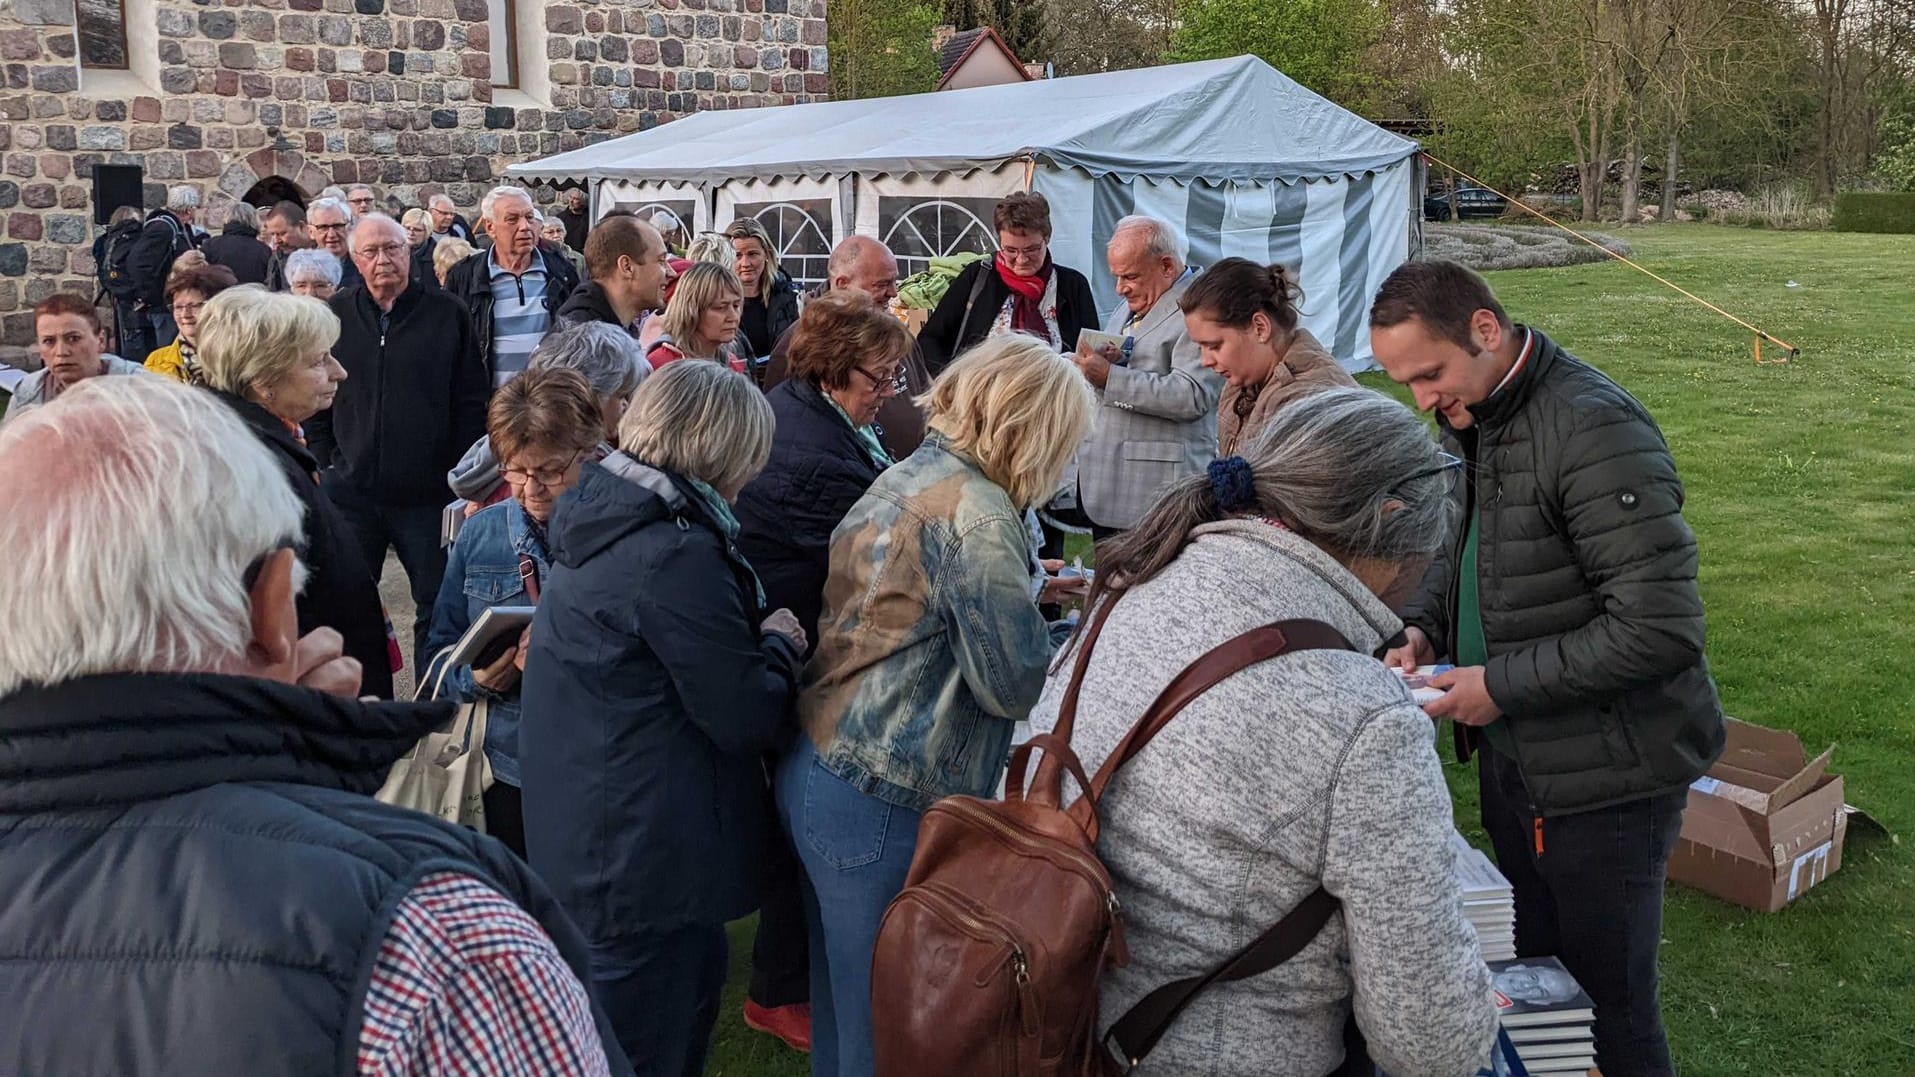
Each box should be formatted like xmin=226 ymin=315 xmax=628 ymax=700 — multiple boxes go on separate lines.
xmin=96 ymin=218 xmax=148 ymax=304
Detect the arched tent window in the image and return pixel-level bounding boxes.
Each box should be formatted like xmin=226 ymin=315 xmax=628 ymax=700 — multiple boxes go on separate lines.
xmin=733 ymin=200 xmax=833 ymax=288
xmin=882 ymin=198 xmax=1000 ymax=280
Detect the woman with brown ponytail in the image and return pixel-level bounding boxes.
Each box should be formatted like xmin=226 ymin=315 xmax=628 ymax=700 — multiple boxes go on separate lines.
xmin=1179 ymin=257 xmax=1357 ymax=456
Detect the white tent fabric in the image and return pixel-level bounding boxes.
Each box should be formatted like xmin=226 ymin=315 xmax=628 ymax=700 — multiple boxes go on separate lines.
xmin=509 ymin=56 xmax=1414 ymax=186
xmin=508 ymin=56 xmax=1419 ymax=369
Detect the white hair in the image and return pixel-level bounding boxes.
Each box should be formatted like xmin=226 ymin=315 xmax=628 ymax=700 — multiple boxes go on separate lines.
xmin=481 ymin=185 xmax=535 ymax=221
xmin=284 ymin=248 xmax=342 ymax=287
xmin=318 ymin=185 xmax=347 ymax=202
xmin=166 ymin=185 xmax=201 ymax=211
xmin=308 ymin=196 xmax=354 ymax=225
xmin=1111 ymin=215 xmax=1185 ymax=263
xmin=429 ymin=193 xmax=457 ymax=212
xmin=346 ymin=213 xmax=405 ymax=255
xmin=0 ymin=377 xmax=306 ymax=694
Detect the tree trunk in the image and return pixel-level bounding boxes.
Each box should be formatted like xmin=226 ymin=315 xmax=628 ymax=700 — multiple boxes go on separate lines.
xmin=1620 ymin=120 xmax=1642 ymax=223
xmin=1661 ymin=128 xmax=1681 ymax=220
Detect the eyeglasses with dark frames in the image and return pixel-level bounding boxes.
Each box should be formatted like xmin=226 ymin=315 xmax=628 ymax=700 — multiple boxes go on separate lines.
xmin=850 ymin=363 xmax=908 ymax=396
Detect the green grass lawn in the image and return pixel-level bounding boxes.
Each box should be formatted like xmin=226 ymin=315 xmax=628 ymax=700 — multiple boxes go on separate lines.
xmin=705 ymin=226 xmax=1915 ymax=1076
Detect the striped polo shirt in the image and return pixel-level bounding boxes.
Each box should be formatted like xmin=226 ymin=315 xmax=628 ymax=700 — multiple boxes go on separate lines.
xmin=487 ymin=251 xmax=551 ymax=386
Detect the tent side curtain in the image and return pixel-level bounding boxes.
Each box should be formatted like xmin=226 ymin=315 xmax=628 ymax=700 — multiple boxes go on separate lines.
xmin=854 ymin=167 xmax=1025 ymax=282
xmin=595 ymin=180 xmax=713 ymax=237
xmin=1037 ymin=163 xmax=1412 ymax=372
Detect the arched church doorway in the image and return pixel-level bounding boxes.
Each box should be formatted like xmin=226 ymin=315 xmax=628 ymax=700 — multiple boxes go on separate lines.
xmin=243 ymin=176 xmax=307 ymax=209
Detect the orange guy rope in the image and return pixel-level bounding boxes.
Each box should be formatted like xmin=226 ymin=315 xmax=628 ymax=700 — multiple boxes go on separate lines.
xmin=1422 ymin=152 xmax=1799 ymax=363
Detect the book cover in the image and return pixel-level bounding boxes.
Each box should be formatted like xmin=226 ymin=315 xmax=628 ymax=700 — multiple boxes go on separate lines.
xmin=1489 ymin=957 xmax=1596 ymax=1028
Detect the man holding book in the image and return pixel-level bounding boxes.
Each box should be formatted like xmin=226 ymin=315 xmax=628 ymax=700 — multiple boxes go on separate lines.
xmin=1372 ymin=261 xmax=1725 ymax=1077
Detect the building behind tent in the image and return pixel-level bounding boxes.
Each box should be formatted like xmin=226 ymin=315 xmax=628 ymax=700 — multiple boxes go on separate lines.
xmin=0 ymin=0 xmax=828 ymax=362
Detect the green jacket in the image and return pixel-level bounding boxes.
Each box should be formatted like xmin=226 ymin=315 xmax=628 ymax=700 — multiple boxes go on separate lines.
xmin=1400 ymin=329 xmax=1724 ymax=815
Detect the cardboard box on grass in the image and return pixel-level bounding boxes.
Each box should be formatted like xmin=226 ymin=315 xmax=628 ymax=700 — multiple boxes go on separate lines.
xmin=1670 ymin=717 xmax=1873 ymax=912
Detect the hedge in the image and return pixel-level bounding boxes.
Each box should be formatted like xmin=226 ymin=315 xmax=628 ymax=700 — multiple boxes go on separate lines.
xmin=1832 ymin=191 xmax=1915 ymax=233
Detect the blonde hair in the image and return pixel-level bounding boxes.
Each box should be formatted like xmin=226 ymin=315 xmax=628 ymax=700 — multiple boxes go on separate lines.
xmin=923 ymin=335 xmax=1096 ymax=508
xmin=196 ymin=285 xmax=341 ymax=399
xmin=722 ymin=217 xmax=777 ymax=302
xmin=659 ymin=261 xmax=742 ymax=357
xmin=434 ymin=238 xmax=474 ymax=281
xmin=401 ymin=207 xmax=431 ymax=230
xmin=617 ymin=360 xmax=773 ymax=497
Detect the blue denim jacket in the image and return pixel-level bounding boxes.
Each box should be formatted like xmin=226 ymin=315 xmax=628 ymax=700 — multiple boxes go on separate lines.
xmin=798 ymin=433 xmax=1053 ymax=812
xmin=422 ymin=499 xmax=548 ymax=787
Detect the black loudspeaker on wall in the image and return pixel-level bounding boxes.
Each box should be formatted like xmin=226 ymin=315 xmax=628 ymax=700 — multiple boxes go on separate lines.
xmin=92 ymin=164 xmax=145 ymax=226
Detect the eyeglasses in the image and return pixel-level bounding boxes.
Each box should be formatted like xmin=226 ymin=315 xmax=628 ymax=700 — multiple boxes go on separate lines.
xmin=356 ymin=242 xmax=408 ymax=262
xmin=310 ymin=222 xmax=348 ymax=232
xmin=850 ymin=363 xmax=908 ymax=396
xmin=500 ymin=451 xmax=583 ymax=488
xmin=1000 ymin=241 xmax=1045 ymax=261
xmin=171 ymin=300 xmax=204 ymax=316
xmin=1390 ymin=452 xmax=1466 ymax=500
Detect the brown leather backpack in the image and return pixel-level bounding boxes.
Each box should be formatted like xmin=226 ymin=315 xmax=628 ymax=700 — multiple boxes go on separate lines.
xmin=869 ymin=601 xmax=1355 ymax=1076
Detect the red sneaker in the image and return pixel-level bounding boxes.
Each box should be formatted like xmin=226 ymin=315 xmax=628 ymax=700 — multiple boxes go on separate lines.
xmin=742 ymin=1000 xmax=812 ymax=1053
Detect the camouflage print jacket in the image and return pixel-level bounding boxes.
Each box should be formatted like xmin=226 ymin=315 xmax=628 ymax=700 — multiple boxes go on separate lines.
xmin=798 ymin=431 xmax=1053 ymax=812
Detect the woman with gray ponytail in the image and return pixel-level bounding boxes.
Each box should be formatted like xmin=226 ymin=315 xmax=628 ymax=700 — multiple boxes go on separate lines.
xmin=1180 ymin=256 xmax=1356 ymax=457
xmin=1027 ymin=387 xmax=1499 ymax=1077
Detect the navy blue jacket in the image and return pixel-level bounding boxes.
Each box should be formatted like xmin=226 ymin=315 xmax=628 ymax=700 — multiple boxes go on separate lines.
xmin=519 ymin=454 xmax=803 ymax=945
xmin=735 ymin=379 xmax=887 ymax=654
xmin=0 ymin=673 xmax=631 ymax=1076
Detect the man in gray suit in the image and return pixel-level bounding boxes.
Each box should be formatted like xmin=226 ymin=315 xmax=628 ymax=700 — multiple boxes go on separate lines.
xmin=1069 ymin=216 xmax=1224 ymax=533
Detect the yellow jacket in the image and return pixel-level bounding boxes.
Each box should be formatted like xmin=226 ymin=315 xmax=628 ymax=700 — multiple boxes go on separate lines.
xmin=143 ymin=340 xmax=200 ymax=385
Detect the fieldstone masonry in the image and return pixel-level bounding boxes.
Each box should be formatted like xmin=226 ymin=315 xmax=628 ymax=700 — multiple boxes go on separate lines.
xmin=0 ymin=0 xmax=830 ymax=361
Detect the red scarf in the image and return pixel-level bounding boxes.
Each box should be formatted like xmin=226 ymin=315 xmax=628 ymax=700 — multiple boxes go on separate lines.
xmin=994 ymin=252 xmax=1053 ymax=338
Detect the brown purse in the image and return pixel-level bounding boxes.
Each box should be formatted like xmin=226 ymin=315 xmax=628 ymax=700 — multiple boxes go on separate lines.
xmin=869 ymin=599 xmax=1356 ymax=1076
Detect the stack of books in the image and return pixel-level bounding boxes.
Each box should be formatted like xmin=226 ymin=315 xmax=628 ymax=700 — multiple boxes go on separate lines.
xmin=1490 ymin=957 xmax=1597 ymax=1075
xmin=1450 ymin=833 xmax=1516 ymax=962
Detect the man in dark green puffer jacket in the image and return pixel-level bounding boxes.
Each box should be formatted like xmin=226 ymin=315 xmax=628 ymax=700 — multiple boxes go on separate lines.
xmin=1370 ymin=261 xmax=1724 ymax=1077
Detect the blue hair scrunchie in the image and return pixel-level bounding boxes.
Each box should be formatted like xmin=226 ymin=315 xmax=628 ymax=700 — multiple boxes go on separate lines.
xmin=1207 ymin=455 xmax=1257 ymax=513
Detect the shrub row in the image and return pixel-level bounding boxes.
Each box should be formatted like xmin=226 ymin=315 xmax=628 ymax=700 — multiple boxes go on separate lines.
xmin=1833 ymin=191 xmax=1915 ymax=233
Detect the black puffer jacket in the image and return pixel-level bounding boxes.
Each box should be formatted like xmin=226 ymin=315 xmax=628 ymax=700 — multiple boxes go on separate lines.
xmin=1400 ymin=329 xmax=1724 ymax=816
xmin=201 ymin=223 xmax=271 ymax=285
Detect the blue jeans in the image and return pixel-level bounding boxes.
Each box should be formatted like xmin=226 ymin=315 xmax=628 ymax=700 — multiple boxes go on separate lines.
xmin=590 ymin=927 xmax=728 ymax=1077
xmin=775 ymin=736 xmax=922 ymax=1077
xmin=145 ymin=309 xmax=177 ymax=350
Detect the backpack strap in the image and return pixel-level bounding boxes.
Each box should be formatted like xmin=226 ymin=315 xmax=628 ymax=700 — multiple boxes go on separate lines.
xmin=957 ymin=259 xmax=994 ymax=344
xmin=1102 ymin=887 xmax=1340 ymax=1072
xmin=1088 ymin=618 xmax=1360 ymax=1073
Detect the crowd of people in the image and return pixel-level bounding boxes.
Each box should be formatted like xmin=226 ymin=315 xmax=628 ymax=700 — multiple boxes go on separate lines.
xmin=0 ymin=180 xmax=1723 ymax=1077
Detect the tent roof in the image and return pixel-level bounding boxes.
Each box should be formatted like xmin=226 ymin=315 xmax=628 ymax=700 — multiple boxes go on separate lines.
xmin=505 ymin=56 xmax=1418 ymax=187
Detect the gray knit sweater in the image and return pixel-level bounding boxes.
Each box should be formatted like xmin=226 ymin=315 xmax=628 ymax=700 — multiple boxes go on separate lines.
xmin=1025 ymin=520 xmax=1497 ymax=1077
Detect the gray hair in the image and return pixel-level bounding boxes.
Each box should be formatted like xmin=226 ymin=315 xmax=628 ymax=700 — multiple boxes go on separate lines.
xmin=429 ymin=193 xmax=458 ymax=212
xmin=223 ymin=202 xmax=260 ymax=231
xmin=618 ymin=360 xmax=773 ymax=498
xmin=0 ymin=377 xmax=306 ymax=694
xmin=347 ymin=213 xmax=405 ymax=255
xmin=166 ymin=185 xmax=202 ymax=211
xmin=308 ymin=196 xmax=354 ymax=225
xmin=1085 ymin=387 xmax=1454 ymax=607
xmin=318 ymin=185 xmax=347 ymax=202
xmin=530 ymin=322 xmax=648 ymax=401
xmin=347 ymin=184 xmax=375 ymax=199
xmin=284 ymin=248 xmax=342 ymax=288
xmin=481 ymin=185 xmax=535 ymax=221
xmin=684 ymin=231 xmax=735 ymax=269
xmin=1110 ymin=214 xmax=1184 ymax=262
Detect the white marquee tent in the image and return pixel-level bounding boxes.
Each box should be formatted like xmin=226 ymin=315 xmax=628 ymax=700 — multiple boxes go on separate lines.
xmin=507 ymin=56 xmax=1422 ymax=369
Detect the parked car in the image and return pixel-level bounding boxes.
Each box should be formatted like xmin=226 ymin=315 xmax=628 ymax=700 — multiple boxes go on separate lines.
xmin=1424 ymin=185 xmax=1511 ymax=221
